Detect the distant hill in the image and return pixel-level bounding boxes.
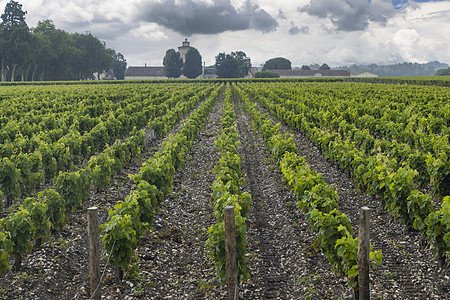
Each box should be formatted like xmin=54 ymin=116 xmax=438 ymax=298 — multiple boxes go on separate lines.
xmin=333 ymin=61 xmax=449 ymax=77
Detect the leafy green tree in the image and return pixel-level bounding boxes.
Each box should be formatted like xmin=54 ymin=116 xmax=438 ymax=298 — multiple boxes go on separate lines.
xmin=215 ymin=52 xmax=239 ymax=78
xmin=0 ymin=0 xmax=26 ymax=29
xmin=215 ymin=51 xmax=251 ymax=78
xmin=232 ymin=51 xmax=251 ymax=77
xmin=0 ymin=0 xmax=126 ymax=81
xmin=319 ymin=63 xmax=331 ymax=70
xmin=111 ymin=51 xmax=127 ymax=80
xmin=32 ymin=21 xmax=118 ymax=81
xmin=163 ymin=49 xmax=182 ymax=78
xmin=262 ymin=57 xmax=291 ymax=71
xmin=0 ymin=3 xmax=123 ymax=81
xmin=435 ymin=67 xmax=450 ymax=76
xmin=301 ymin=65 xmax=311 ymax=70
xmin=41 ymin=23 xmax=83 ymax=81
xmin=31 ymin=20 xmax=57 ymax=81
xmin=0 ymin=28 xmax=5 ymax=80
xmin=72 ymin=32 xmax=112 ymax=80
xmin=182 ymin=47 xmax=202 ymax=79
xmin=0 ymin=0 xmax=31 ymax=81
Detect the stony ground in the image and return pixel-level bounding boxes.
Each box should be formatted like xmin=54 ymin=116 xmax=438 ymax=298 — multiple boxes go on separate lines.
xmin=0 ymin=87 xmax=449 ymax=300
xmin=250 ymin=92 xmax=450 ymax=300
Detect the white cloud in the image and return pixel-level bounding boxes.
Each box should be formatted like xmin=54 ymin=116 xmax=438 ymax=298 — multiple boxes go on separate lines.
xmin=31 ymin=1 xmax=94 ymax=26
xmin=393 ymin=28 xmax=420 ymax=48
xmin=130 ymin=22 xmax=169 ymax=41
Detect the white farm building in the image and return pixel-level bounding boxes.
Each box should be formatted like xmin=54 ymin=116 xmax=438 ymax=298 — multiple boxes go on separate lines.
xmin=124 ymin=66 xmax=166 ymax=80
xmin=124 ymin=39 xmax=217 ymax=80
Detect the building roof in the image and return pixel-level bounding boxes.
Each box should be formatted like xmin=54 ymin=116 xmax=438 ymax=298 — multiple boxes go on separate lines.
xmin=124 ymin=66 xmax=165 ymax=77
xmin=268 ymin=69 xmax=351 ymax=77
xmin=203 ymin=67 xmax=216 ymax=75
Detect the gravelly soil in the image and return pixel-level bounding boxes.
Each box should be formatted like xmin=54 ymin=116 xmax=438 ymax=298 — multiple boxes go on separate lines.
xmin=250 ymin=91 xmax=450 ymax=300
xmin=132 ymin=85 xmax=226 ymax=299
xmin=0 ymin=85 xmax=449 ymax=300
xmin=233 ymin=96 xmax=349 ymax=299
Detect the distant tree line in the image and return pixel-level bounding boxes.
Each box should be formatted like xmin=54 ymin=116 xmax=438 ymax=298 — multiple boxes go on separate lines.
xmin=435 ymin=67 xmax=450 ymax=76
xmin=215 ymin=51 xmax=251 ymax=78
xmin=336 ymin=61 xmax=448 ymax=77
xmin=0 ymin=0 xmax=127 ymax=81
xmin=163 ymin=47 xmax=253 ymax=79
xmin=258 ymin=58 xmax=448 ymax=77
xmin=259 ymin=57 xmax=331 ymax=72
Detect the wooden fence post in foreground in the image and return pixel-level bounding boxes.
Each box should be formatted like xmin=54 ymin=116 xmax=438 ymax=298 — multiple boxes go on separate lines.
xmin=88 ymin=206 xmax=101 ymax=300
xmin=224 ymin=205 xmax=237 ymax=300
xmin=358 ymin=206 xmax=370 ymax=300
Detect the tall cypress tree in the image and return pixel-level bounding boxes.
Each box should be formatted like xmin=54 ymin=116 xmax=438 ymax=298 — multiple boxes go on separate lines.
xmin=163 ymin=49 xmax=182 ymax=78
xmin=182 ymin=48 xmax=202 ymax=79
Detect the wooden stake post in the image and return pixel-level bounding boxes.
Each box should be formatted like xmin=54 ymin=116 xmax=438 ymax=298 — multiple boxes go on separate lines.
xmin=224 ymin=205 xmax=237 ymax=300
xmin=88 ymin=207 xmax=101 ymax=300
xmin=358 ymin=207 xmax=370 ymax=300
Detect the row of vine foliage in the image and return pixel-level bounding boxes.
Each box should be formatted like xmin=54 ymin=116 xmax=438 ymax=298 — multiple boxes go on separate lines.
xmin=345 ymin=76 xmax=450 ymax=87
xmin=0 ymin=83 xmax=211 ymax=208
xmin=87 ymin=84 xmax=215 ymax=193
xmin=100 ymin=84 xmax=224 ymax=281
xmin=206 ymin=84 xmax=252 ymax=284
xmin=234 ymin=83 xmax=382 ymax=292
xmin=0 ymin=128 xmax=145 ymax=273
xmin=0 ymin=82 xmax=218 ymax=274
xmin=238 ymin=81 xmax=449 ymax=267
xmin=244 ymin=82 xmax=449 ymax=198
xmin=0 ymin=75 xmax=448 ymax=87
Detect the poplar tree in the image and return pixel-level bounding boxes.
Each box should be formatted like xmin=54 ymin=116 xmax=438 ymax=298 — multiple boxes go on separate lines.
xmin=163 ymin=49 xmax=182 ymax=78
xmin=183 ymin=48 xmax=202 ymax=79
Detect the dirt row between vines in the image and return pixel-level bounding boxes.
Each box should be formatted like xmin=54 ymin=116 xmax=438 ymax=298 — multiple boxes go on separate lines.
xmin=0 ymin=92 xmax=221 ymax=299
xmin=249 ymin=90 xmax=450 ymax=299
xmin=233 ymin=95 xmax=350 ymax=299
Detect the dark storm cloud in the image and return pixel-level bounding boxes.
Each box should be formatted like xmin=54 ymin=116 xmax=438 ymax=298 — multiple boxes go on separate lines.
xmin=289 ymin=21 xmax=309 ymax=35
xmin=139 ymin=0 xmax=278 ymax=36
xmin=90 ymin=20 xmax=135 ymax=40
xmin=299 ymin=0 xmax=398 ymax=31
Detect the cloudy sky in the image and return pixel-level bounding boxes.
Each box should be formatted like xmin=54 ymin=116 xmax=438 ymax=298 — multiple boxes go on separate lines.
xmin=2 ymin=0 xmax=449 ymax=68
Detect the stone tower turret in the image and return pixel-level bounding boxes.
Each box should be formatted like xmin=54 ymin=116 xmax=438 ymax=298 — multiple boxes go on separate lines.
xmin=178 ymin=38 xmax=192 ymax=63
